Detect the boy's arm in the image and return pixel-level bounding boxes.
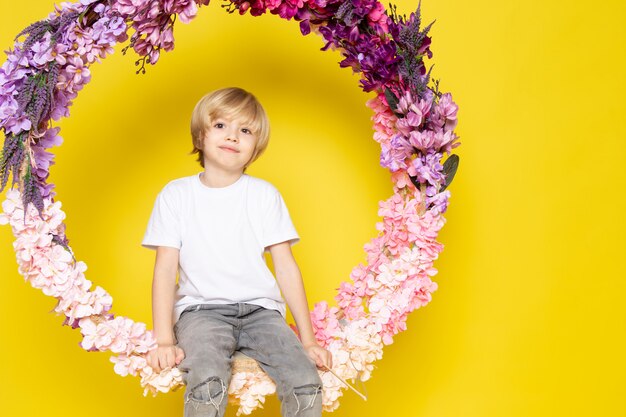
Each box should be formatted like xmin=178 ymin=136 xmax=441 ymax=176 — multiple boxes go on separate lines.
xmin=146 ymin=246 xmax=185 ymax=372
xmin=268 ymin=241 xmax=332 ymax=369
xmin=152 ymin=246 xmax=180 ymax=344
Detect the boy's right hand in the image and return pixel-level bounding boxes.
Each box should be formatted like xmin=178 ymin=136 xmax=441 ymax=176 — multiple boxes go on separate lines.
xmin=145 ymin=343 xmax=185 ymax=373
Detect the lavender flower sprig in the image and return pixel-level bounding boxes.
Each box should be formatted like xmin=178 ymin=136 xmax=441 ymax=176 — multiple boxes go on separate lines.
xmin=20 ymin=154 xmax=45 ymax=222
xmin=1 ymin=1 xmax=128 ymax=222
xmin=387 ymin=2 xmax=434 ymax=98
xmin=14 ymin=10 xmax=81 ymax=58
xmin=16 ymin=64 xmax=59 ymax=134
xmin=0 ymin=133 xmax=25 ymax=193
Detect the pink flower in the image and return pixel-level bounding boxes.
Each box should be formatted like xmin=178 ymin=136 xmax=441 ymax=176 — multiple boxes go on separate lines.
xmin=238 ymin=2 xmax=251 ymax=13
xmin=432 ymin=92 xmax=458 ymax=131
xmin=408 ymin=129 xmax=435 ymax=152
xmin=172 ymin=0 xmax=199 ymax=24
xmin=390 ymin=170 xmax=414 ymax=191
xmin=266 ymin=0 xmax=282 ymax=10
xmin=367 ymin=2 xmax=385 ymax=23
xmin=228 ymin=371 xmax=277 ymax=415
xmin=367 ymin=93 xmax=397 ymax=144
xmin=110 ymin=354 xmax=147 ymax=377
xmin=140 ymin=364 xmax=184 ymax=396
xmin=113 ymin=0 xmax=151 ymax=17
xmin=310 ymin=301 xmax=341 ymax=346
xmin=79 ymin=316 xmax=148 ymax=354
xmin=396 ymin=90 xmax=417 ymax=114
xmin=65 ymin=57 xmax=91 ymax=85
xmin=335 ymin=282 xmax=365 ymax=320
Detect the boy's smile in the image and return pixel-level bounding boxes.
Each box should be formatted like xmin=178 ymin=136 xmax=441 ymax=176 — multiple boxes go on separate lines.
xmin=219 ymin=144 xmax=240 ymax=153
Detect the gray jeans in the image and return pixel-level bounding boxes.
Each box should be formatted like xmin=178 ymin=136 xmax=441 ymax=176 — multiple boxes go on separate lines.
xmin=174 ymin=303 xmax=323 ymax=417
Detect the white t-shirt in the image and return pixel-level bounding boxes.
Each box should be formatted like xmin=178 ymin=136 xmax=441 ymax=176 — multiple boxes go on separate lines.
xmin=141 ymin=172 xmax=300 ymax=323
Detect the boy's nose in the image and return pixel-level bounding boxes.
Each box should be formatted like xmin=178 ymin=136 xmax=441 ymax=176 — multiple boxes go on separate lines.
xmin=226 ymin=129 xmax=239 ymax=142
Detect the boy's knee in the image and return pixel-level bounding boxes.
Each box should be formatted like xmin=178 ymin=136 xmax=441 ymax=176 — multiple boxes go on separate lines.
xmin=291 ymin=383 xmax=323 ymax=415
xmin=185 ymin=376 xmax=227 ymax=411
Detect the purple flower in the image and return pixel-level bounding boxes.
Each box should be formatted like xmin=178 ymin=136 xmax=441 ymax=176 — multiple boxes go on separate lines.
xmin=40 ymin=181 xmax=56 ymax=201
xmin=51 ymin=88 xmax=76 ymax=121
xmin=5 ymin=115 xmax=32 ymax=135
xmin=0 ymin=48 xmax=31 ymax=97
xmin=65 ymin=56 xmax=91 ymax=85
xmin=397 ymin=90 xmax=432 ymax=118
xmin=0 ymin=96 xmax=19 ymax=121
xmin=380 ymin=133 xmax=413 ymax=172
xmin=51 ymin=43 xmax=69 ymax=65
xmin=65 ymin=28 xmax=91 ymax=59
xmin=30 ymin=127 xmax=62 ymax=183
xmin=31 ymin=34 xmax=55 ymax=67
xmin=406 ymin=128 xmax=456 ymax=155
xmin=270 ymin=0 xmax=305 ymax=20
xmin=407 ymin=150 xmax=445 ymax=186
xmin=433 ymin=92 xmax=458 ymax=132
xmin=33 ymin=146 xmax=56 ymax=178
xmin=92 ymin=16 xmax=128 ymax=45
xmin=426 ymin=189 xmax=450 ymax=215
xmin=336 ymin=32 xmax=400 ymax=92
xmin=408 ymin=129 xmax=433 ymax=153
xmin=38 ymin=126 xmax=63 ymax=148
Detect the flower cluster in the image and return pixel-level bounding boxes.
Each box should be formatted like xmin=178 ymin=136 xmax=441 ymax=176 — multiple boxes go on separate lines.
xmin=310 ymin=300 xmax=343 ymax=346
xmin=375 ymin=90 xmax=460 ymax=183
xmin=0 ymin=0 xmax=129 ymax=216
xmin=367 ymin=245 xmax=439 ymax=344
xmin=0 ymin=188 xmax=112 ymax=324
xmin=310 ymin=193 xmax=442 ymax=410
xmin=79 ymin=316 xmax=154 ymax=354
xmin=319 ymin=318 xmax=384 ymax=411
xmin=112 ymin=0 xmax=209 ymax=71
xmin=228 ymin=371 xmax=277 ymax=415
xmin=137 ymin=358 xmax=185 ymax=395
xmin=225 ymin=0 xmax=398 ymax=92
xmin=367 ymin=88 xmax=459 ymax=218
xmin=0 ymin=186 xmax=187 ymax=396
xmin=111 ymin=351 xmax=186 ymax=396
xmin=1 ymin=0 xmax=461 ymax=414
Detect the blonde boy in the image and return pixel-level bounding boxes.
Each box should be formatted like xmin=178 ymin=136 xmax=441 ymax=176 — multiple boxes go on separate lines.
xmin=142 ymin=87 xmax=331 ymax=417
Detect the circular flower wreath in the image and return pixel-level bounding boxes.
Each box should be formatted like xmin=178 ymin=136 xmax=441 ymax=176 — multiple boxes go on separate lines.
xmin=0 ymin=0 xmax=460 ymax=414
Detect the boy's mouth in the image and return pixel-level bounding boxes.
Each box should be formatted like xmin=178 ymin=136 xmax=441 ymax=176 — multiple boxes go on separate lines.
xmin=219 ymin=146 xmax=239 ymax=153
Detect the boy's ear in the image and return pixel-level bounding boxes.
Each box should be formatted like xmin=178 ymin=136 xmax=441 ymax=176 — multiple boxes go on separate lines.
xmin=195 ymin=128 xmax=207 ymax=148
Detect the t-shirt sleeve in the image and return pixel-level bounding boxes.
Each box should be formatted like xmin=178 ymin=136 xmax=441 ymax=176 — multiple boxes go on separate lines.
xmin=262 ymin=186 xmax=300 ymax=252
xmin=141 ymin=185 xmax=182 ymax=250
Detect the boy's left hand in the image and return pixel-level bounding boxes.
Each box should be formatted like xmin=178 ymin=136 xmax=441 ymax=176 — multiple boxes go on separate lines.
xmin=304 ymin=342 xmax=333 ymax=370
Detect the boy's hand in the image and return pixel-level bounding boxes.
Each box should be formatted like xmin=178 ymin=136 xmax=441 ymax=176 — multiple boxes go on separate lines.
xmin=304 ymin=342 xmax=333 ymax=370
xmin=145 ymin=343 xmax=185 ymax=373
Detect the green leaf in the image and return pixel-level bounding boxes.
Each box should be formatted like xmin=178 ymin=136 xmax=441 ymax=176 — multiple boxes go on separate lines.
xmin=384 ymin=87 xmax=403 ymax=118
xmin=440 ymin=154 xmax=459 ymax=191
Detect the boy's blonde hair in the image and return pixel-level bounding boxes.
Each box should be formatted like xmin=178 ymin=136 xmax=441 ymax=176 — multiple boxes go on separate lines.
xmin=190 ymin=87 xmax=270 ymax=172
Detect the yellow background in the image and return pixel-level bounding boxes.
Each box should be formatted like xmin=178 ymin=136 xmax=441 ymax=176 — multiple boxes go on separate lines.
xmin=1 ymin=1 xmax=624 ymax=416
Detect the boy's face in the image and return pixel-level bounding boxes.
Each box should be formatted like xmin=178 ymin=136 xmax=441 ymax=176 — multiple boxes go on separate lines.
xmin=201 ymin=114 xmax=258 ymax=174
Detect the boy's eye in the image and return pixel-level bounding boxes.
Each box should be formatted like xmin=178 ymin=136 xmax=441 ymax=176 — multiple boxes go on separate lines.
xmin=214 ymin=122 xmax=224 ymax=128
xmin=242 ymin=128 xmax=252 ymax=134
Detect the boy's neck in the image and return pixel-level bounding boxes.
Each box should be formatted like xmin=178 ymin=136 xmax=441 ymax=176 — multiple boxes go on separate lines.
xmin=199 ymin=168 xmax=245 ymax=188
